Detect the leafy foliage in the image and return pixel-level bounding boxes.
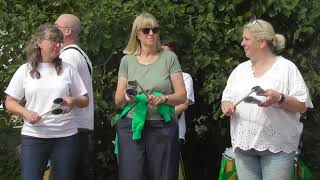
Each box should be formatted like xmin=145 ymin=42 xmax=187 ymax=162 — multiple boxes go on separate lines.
xmin=1 ymin=0 xmax=319 ymax=179
xmin=0 ymin=128 xmax=20 ymax=180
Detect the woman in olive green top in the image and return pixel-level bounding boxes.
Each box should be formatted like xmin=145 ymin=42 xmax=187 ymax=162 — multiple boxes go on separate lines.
xmin=114 ymin=12 xmax=186 ymax=180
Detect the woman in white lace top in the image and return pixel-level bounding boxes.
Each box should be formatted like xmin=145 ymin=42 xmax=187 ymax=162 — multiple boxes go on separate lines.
xmin=221 ymin=19 xmax=313 ymax=180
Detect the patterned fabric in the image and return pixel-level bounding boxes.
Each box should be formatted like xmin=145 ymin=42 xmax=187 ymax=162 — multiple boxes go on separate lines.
xmin=222 ymin=56 xmax=313 ymax=153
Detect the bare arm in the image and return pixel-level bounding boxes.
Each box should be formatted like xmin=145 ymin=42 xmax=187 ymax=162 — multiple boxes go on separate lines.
xmin=72 ymin=94 xmax=89 ymax=108
xmin=148 ymin=72 xmax=186 ymax=106
xmin=175 ymin=73 xmax=194 ymax=115
xmin=258 ymin=89 xmax=307 ymax=112
xmin=175 ymin=99 xmax=193 ymax=115
xmin=115 ymin=76 xmax=129 ymax=108
xmin=64 ymin=93 xmax=89 ymax=107
xmin=5 ymin=96 xmax=40 ymax=124
xmin=279 ymin=96 xmax=307 ymax=112
xmin=165 ymin=72 xmax=187 ymax=106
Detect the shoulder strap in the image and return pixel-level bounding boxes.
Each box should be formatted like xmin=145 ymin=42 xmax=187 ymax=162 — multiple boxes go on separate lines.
xmin=62 ymin=46 xmax=92 ymax=75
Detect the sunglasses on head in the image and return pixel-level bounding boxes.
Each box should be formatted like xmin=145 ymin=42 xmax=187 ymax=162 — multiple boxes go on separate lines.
xmin=140 ymin=27 xmax=160 ymax=34
xmin=248 ymin=15 xmax=263 ymax=27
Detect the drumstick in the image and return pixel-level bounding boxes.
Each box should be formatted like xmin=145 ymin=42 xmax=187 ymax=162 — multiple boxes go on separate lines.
xmin=234 ymin=90 xmax=256 ymax=106
xmin=13 ymin=125 xmax=23 ymax=128
xmin=14 ymin=105 xmax=62 ymax=127
xmin=220 ymin=89 xmax=255 ymax=118
xmin=40 ymin=104 xmax=62 ymax=117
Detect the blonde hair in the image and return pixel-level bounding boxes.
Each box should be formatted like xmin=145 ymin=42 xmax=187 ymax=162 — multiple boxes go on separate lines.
xmin=244 ymin=19 xmax=285 ymax=51
xmin=123 ymin=12 xmax=161 ymax=55
xmin=24 ymin=24 xmax=63 ymax=79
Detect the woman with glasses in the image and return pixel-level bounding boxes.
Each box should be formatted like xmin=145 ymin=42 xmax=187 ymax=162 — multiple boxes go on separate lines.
xmin=114 ymin=12 xmax=186 ymax=180
xmin=221 ymin=19 xmax=313 ymax=180
xmin=5 ymin=24 xmax=88 ymax=180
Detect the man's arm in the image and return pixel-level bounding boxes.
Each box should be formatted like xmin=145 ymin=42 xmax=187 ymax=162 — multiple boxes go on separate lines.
xmin=175 ymin=73 xmax=195 ymax=115
xmin=175 ymin=99 xmax=193 ymax=115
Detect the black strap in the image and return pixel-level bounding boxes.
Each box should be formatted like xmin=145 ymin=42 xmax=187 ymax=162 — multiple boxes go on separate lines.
xmin=61 ymin=46 xmax=92 ymax=75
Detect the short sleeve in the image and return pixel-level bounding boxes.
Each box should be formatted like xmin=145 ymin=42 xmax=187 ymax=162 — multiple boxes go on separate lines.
xmin=184 ymin=73 xmax=195 ymax=103
xmin=287 ymin=64 xmax=313 ymax=108
xmin=60 ymin=49 xmax=82 ymax=71
xmin=69 ymin=68 xmax=88 ymax=97
xmin=118 ymin=56 xmax=128 ymax=78
xmin=4 ymin=64 xmax=27 ymax=100
xmin=222 ymin=68 xmax=237 ymax=103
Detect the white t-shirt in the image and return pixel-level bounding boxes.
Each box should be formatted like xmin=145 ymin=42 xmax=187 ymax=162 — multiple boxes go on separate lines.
xmin=178 ymin=72 xmax=195 ymax=140
xmin=222 ymin=56 xmax=313 ymax=153
xmin=5 ymin=62 xmax=87 ymax=138
xmin=60 ymin=45 xmax=94 ymax=130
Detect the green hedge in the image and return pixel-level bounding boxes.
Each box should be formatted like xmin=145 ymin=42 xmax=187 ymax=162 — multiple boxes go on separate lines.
xmin=0 ymin=128 xmax=20 ymax=180
xmin=1 ymin=0 xmax=319 ymax=179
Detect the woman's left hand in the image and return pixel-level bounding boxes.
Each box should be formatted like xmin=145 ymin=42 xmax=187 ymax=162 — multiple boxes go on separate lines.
xmin=63 ymin=96 xmax=74 ymax=113
xmin=147 ymin=95 xmax=166 ymax=106
xmin=257 ymin=89 xmax=281 ymax=107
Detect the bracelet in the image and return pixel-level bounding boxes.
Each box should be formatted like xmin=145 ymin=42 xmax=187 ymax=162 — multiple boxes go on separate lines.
xmin=164 ymin=95 xmax=169 ymax=104
xmin=278 ymin=93 xmax=285 ymax=104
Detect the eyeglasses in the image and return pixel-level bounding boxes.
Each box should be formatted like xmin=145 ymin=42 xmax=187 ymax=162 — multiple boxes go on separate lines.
xmin=140 ymin=27 xmax=160 ymax=35
xmin=54 ymin=24 xmax=69 ymax=29
xmin=42 ymin=38 xmax=64 ymax=45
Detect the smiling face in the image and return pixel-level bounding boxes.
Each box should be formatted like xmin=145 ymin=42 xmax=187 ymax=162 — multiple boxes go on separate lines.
xmin=241 ymin=29 xmax=261 ymax=59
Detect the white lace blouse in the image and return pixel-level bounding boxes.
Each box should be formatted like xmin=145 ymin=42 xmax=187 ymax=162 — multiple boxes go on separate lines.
xmin=222 ymin=56 xmax=313 ymax=153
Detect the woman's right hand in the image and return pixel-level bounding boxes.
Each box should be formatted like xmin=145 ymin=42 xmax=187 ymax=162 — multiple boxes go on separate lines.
xmin=125 ymin=93 xmax=136 ymax=103
xmin=221 ymin=101 xmax=235 ymax=117
xmin=147 ymin=95 xmax=166 ymax=106
xmin=115 ymin=77 xmax=137 ymax=108
xmin=22 ymin=110 xmax=40 ymax=124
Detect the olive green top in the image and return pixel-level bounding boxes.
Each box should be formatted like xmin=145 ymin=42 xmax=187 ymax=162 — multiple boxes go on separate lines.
xmin=118 ymin=50 xmax=182 ymax=120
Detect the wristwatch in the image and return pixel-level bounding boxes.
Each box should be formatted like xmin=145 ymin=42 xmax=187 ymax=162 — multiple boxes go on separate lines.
xmin=164 ymin=95 xmax=169 ymax=103
xmin=278 ymin=93 xmax=285 ymax=104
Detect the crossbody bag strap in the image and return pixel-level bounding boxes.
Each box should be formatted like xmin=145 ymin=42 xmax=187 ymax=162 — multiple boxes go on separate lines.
xmin=62 ymin=46 xmax=92 ymax=75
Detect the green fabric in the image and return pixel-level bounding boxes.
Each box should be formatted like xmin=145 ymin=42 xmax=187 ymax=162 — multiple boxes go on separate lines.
xmin=114 ymin=134 xmax=118 ymax=154
xmin=290 ymin=159 xmax=312 ymax=180
xmin=218 ymin=156 xmax=227 ymax=180
xmin=118 ymin=50 xmax=182 ymax=120
xmin=153 ymin=92 xmax=175 ymax=123
xmin=114 ymin=92 xmax=176 ymax=154
xmin=131 ymin=94 xmax=148 ymax=139
xmin=298 ymin=159 xmax=312 ymax=179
